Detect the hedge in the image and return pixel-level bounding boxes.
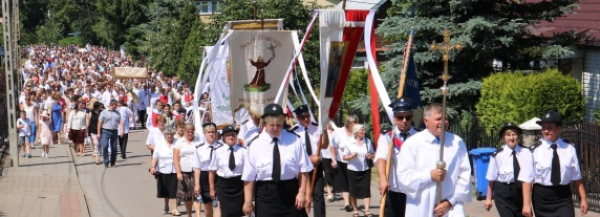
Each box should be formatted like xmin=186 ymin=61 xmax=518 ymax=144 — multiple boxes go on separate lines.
xmin=476 ymin=69 xmax=585 ymax=131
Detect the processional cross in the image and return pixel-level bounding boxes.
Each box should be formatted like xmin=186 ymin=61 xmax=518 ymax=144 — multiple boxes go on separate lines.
xmin=429 ymin=29 xmax=462 ymax=205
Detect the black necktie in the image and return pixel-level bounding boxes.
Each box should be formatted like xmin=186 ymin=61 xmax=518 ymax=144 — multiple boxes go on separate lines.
xmin=551 ymin=144 xmax=561 ymax=186
xmin=209 ymin=146 xmax=214 ymax=162
xmin=400 ymin=132 xmax=409 ymax=141
xmin=512 ymin=150 xmax=520 ymax=182
xmin=272 ymin=138 xmax=281 ymax=182
xmin=305 ymin=128 xmax=312 ymax=155
xmin=228 ymin=146 xmax=235 ymax=171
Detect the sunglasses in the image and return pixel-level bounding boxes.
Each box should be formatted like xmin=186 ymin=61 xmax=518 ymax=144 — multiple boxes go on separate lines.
xmin=298 ymin=115 xmax=310 ymax=119
xmin=394 ymin=115 xmax=413 ymax=121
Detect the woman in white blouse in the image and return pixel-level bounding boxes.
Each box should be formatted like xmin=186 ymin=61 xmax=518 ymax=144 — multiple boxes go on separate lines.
xmin=193 ymin=123 xmax=220 ymax=217
xmin=68 ymin=100 xmax=88 ymax=156
xmin=342 ymin=124 xmax=375 ymax=217
xmin=208 ymin=125 xmax=246 ymax=217
xmin=174 ymin=123 xmax=202 ymax=217
xmin=150 ymin=126 xmax=180 ymax=216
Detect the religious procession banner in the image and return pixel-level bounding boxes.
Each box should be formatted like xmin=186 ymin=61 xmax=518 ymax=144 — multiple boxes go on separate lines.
xmin=318 ymin=9 xmax=368 ymax=127
xmin=112 ymin=67 xmax=147 ymax=78
xmin=229 ymin=30 xmax=295 ymax=117
xmin=205 ymin=45 xmax=233 ymax=127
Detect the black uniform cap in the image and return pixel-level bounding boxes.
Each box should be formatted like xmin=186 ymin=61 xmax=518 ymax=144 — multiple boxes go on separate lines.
xmin=536 ymin=110 xmax=562 ymax=126
xmin=293 ymin=104 xmax=309 ymax=115
xmin=389 ymin=97 xmax=414 ymax=113
xmin=221 ymin=124 xmax=238 ymax=134
xmin=499 ymin=122 xmax=522 ymax=138
xmin=262 ymin=103 xmax=285 ymax=118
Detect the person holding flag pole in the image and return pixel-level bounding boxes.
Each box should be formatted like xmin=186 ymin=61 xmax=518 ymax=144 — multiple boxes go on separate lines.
xmin=377 ymin=24 xmax=419 ymax=217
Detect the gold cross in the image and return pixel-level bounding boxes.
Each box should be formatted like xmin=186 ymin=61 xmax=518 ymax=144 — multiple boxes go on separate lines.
xmin=430 ymin=29 xmax=462 ymax=85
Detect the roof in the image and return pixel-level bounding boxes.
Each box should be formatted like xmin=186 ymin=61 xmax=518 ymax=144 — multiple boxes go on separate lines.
xmin=533 ymin=0 xmax=600 ymax=45
xmin=335 ymin=0 xmax=387 ymax=10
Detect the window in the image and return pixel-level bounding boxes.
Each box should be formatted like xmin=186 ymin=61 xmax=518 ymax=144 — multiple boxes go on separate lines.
xmin=195 ymin=1 xmax=222 ymax=15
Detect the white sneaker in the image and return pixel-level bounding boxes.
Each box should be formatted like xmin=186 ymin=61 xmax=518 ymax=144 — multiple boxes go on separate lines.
xmin=41 ymin=151 xmax=45 ymax=158
xmin=45 ymin=153 xmax=49 ymax=158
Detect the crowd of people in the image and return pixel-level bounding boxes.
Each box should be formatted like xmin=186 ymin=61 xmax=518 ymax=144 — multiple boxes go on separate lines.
xmin=14 ymin=44 xmax=591 ymax=217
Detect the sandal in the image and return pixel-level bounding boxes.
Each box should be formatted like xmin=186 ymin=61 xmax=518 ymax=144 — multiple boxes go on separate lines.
xmin=365 ymin=211 xmax=373 ymax=217
xmin=170 ymin=210 xmax=181 ymax=216
xmin=352 ymin=211 xmax=359 ymax=217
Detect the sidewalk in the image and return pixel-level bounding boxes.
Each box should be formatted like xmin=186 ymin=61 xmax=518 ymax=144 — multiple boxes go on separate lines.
xmin=0 ymin=142 xmax=89 ymax=217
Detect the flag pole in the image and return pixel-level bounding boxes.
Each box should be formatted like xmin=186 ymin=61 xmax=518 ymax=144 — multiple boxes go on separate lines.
xmin=379 ymin=23 xmax=415 ymax=217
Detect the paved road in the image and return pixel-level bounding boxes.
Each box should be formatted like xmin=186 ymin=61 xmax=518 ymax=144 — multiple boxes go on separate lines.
xmin=0 ymin=129 xmax=598 ymax=217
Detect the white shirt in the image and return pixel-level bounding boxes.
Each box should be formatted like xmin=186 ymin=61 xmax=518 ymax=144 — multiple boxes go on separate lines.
xmin=291 ymin=122 xmax=321 ymax=157
xmin=243 ymin=127 xmax=259 ymax=144
xmin=396 ymin=130 xmax=472 ymax=217
xmin=152 ymin=140 xmax=176 ymax=174
xmin=531 ymin=138 xmax=582 ymax=186
xmin=242 ymin=130 xmax=313 ymax=181
xmin=376 ymin=127 xmax=419 ymax=192
xmin=321 ymin=130 xmax=334 ymax=159
xmin=486 ymin=144 xmax=534 ymax=184
xmin=146 ymin=127 xmax=165 ymax=147
xmin=17 ymin=118 xmax=31 ymax=136
xmin=117 ymin=106 xmax=133 ymax=134
xmin=208 ymin=144 xmax=247 ymax=178
xmin=102 ymin=90 xmax=112 ymax=106
xmin=331 ymin=127 xmax=353 ymax=163
xmin=238 ymin=119 xmax=256 ymax=142
xmin=174 ymin=138 xmax=200 ymax=173
xmin=68 ymin=110 xmax=87 ymax=130
xmin=192 ymin=141 xmax=221 ymax=171
xmin=343 ymin=138 xmax=374 ymax=172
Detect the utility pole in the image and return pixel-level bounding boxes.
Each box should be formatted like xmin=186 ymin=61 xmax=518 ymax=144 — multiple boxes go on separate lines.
xmin=2 ymin=0 xmax=21 ymax=167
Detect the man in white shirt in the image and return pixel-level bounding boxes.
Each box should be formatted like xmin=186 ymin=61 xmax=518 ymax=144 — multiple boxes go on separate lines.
xmin=376 ymin=97 xmax=419 ymax=217
xmin=396 ymin=103 xmax=471 ymax=217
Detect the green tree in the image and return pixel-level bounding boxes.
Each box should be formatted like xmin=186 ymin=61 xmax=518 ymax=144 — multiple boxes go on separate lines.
xmin=476 ymin=69 xmax=585 ymax=131
xmin=36 ymin=18 xmax=64 ymax=44
xmin=93 ymin=0 xmax=150 ymax=50
xmin=177 ymin=17 xmax=210 ymax=82
xmin=376 ymin=0 xmax=579 ymax=116
xmin=131 ymin=0 xmax=197 ymax=75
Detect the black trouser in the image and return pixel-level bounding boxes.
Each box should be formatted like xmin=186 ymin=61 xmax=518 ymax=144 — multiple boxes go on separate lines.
xmin=118 ymin=133 xmax=128 ymax=158
xmin=309 ymin=164 xmax=326 ymax=217
xmin=384 ymin=191 xmax=407 ymax=217
xmin=138 ymin=109 xmax=146 ymax=128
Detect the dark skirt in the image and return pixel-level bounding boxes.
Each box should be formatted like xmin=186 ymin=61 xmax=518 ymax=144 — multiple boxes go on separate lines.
xmin=321 ymin=158 xmax=335 ymax=186
xmin=156 ymin=172 xmax=177 ymax=199
xmin=176 ymin=172 xmax=195 ymax=202
xmin=217 ymin=176 xmax=244 ymax=217
xmin=255 ymin=178 xmax=305 ymax=217
xmin=71 ymin=129 xmax=86 ymax=144
xmin=532 ymin=184 xmax=574 ymax=217
xmin=347 ymin=169 xmax=371 ymax=199
xmin=198 ymin=170 xmax=214 ymax=203
xmin=333 ymin=161 xmax=349 ymax=193
xmin=494 ymin=181 xmax=524 ymax=217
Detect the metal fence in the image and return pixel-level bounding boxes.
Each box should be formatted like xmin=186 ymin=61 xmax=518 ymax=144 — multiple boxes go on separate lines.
xmin=0 ymin=70 xmax=9 ymax=175
xmin=449 ymin=120 xmax=600 ymax=211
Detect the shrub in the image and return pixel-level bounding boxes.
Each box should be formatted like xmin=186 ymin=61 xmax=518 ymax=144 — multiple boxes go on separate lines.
xmin=476 ymin=69 xmax=585 ymax=131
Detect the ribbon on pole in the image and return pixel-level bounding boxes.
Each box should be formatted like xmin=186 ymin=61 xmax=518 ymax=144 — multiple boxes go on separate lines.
xmin=273 ymin=11 xmax=319 ymax=104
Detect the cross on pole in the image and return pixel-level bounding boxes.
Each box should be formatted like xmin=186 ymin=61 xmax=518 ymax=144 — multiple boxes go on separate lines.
xmin=429 ymin=29 xmax=462 ymax=205
xmin=430 ymin=29 xmax=462 ymax=88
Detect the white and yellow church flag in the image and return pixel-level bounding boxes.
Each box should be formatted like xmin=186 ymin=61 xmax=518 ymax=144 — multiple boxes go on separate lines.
xmin=229 ymin=30 xmax=295 ymax=118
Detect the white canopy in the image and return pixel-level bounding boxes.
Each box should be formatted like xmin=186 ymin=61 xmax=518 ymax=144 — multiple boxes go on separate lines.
xmin=520 ymin=117 xmax=542 ymax=130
